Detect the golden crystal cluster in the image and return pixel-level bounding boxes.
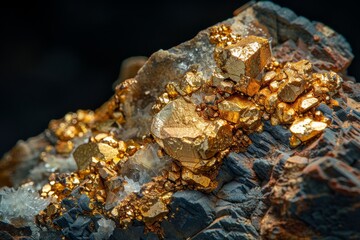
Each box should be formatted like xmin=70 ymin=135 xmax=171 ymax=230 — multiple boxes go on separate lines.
xmin=36 ymin=24 xmax=342 ymax=234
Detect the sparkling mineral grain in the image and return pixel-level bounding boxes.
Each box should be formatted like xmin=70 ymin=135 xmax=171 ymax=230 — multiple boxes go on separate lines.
xmin=277 ymin=77 xmax=306 ymax=103
xmin=151 ymin=97 xmax=232 ymax=165
xmin=218 ymin=95 xmax=262 ymax=129
xmin=0 ymin=2 xmax=358 ymax=240
xmin=73 ymin=142 xmax=104 ymax=170
xmin=290 ymin=117 xmax=327 ymax=142
xmin=217 ymin=36 xmax=271 ymax=81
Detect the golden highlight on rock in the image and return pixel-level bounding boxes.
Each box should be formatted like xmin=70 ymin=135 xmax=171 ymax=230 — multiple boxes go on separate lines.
xmin=35 ymin=24 xmax=342 ymax=235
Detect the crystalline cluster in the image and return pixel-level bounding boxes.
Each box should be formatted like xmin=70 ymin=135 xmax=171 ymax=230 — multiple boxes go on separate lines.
xmin=91 ymin=218 xmax=116 ymax=240
xmin=0 ymin=1 xmax=359 ymax=240
xmin=0 ymin=186 xmax=49 ymax=227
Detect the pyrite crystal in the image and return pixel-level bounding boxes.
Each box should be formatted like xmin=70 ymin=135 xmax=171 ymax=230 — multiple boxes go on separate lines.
xmin=1 ymin=2 xmax=360 ymax=240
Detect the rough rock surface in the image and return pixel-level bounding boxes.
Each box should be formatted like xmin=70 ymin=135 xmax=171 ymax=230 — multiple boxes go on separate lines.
xmin=1 ymin=1 xmax=359 ymax=239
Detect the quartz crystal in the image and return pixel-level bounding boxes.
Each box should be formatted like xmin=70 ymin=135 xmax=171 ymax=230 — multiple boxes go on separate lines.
xmin=0 ymin=186 xmax=49 ymax=227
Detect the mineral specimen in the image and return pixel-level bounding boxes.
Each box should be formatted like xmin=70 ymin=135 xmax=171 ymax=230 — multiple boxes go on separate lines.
xmin=1 ymin=1 xmax=359 ymax=240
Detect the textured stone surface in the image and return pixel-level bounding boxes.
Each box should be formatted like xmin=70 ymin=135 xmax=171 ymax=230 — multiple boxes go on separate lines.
xmin=1 ymin=1 xmax=359 ymax=240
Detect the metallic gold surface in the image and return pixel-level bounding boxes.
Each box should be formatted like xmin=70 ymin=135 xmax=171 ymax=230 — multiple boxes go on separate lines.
xmin=151 ymin=97 xmax=232 ymax=166
xmin=217 ymin=35 xmax=271 ymax=81
xmin=290 ymin=118 xmax=328 ymax=142
xmin=34 ymin=26 xmax=342 ymax=235
xmin=218 ymin=95 xmax=261 ymax=129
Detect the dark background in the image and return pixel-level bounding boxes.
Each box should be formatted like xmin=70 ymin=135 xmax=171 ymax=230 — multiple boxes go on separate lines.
xmin=0 ymin=0 xmax=359 ymax=156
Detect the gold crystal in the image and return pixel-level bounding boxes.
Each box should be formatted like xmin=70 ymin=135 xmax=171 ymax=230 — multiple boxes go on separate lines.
xmin=262 ymin=70 xmax=276 ymax=85
xmin=140 ymin=199 xmax=168 ymax=223
xmin=276 ymin=102 xmax=295 ymax=124
xmin=277 ymin=77 xmax=306 ymax=103
xmin=289 ymin=117 xmax=327 ymax=142
xmin=218 ymin=95 xmax=262 ymax=129
xmin=97 ymin=143 xmax=119 ymax=162
xmin=179 ymin=71 xmax=204 ymax=95
xmin=234 ymin=76 xmax=261 ymax=96
xmin=217 ymin=36 xmax=271 ymax=81
xmin=151 ymin=97 xmax=232 ymax=166
xmin=42 ymin=184 xmax=51 ymax=193
xmin=55 ymin=141 xmax=74 ymax=154
xmin=181 ymin=168 xmax=211 ymax=188
xmin=73 ymin=142 xmax=104 ymax=170
xmin=297 ymin=97 xmax=319 ymax=113
xmin=168 ymin=171 xmax=180 ymax=182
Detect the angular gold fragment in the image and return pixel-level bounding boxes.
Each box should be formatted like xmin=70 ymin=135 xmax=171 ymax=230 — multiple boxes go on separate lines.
xmin=276 ymin=102 xmax=295 ymax=124
xmin=217 ymin=36 xmax=271 ymax=81
xmin=181 ymin=168 xmax=211 ymax=188
xmin=255 ymin=87 xmax=271 ymax=106
xmin=140 ymin=200 xmax=168 ymax=223
xmin=262 ymin=70 xmax=276 ymax=85
xmin=234 ymin=76 xmax=261 ymax=96
xmin=289 ymin=135 xmax=302 ymax=148
xmin=277 ymin=77 xmax=306 ymax=103
xmin=269 ymin=80 xmax=285 ymax=92
xmin=168 ymin=171 xmax=180 ymax=182
xmin=98 ymin=143 xmax=119 ymax=162
xmin=297 ymin=97 xmax=319 ymax=113
xmin=312 ymin=71 xmax=342 ymax=96
xmin=151 ymin=98 xmax=232 ymax=165
xmin=218 ymin=95 xmax=262 ymax=130
xmin=73 ymin=142 xmax=104 ymax=170
xmin=179 ymin=71 xmax=204 ymax=95
xmin=42 ymin=184 xmax=51 ymax=193
xmin=289 ymin=117 xmax=327 ymax=142
xmin=264 ymin=93 xmax=279 ymax=113
xmin=285 ymin=59 xmax=312 ymax=75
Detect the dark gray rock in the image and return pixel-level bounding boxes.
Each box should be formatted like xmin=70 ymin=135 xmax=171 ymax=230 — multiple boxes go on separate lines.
xmin=192 ymin=215 xmax=258 ymax=240
xmin=317 ymin=103 xmax=333 ymax=116
xmin=338 ymin=140 xmax=360 ymax=167
xmin=62 ymin=199 xmax=76 ymax=210
xmin=272 ymin=152 xmax=290 ymax=179
xmin=253 ymin=159 xmax=273 ymax=181
xmin=68 ymin=216 xmax=91 ymax=239
xmin=162 ymin=191 xmax=215 ymax=239
xmin=78 ymin=194 xmax=91 ymax=212
xmin=335 ymin=108 xmax=348 ymax=122
xmin=54 ymin=212 xmax=74 ymax=228
xmin=217 ymin=181 xmax=251 ymax=203
xmin=223 ymin=153 xmax=254 ymax=178
xmin=263 ymin=121 xmax=291 ymax=146
xmin=110 ymin=224 xmax=158 ymax=240
xmin=309 ymin=128 xmax=337 ymax=158
xmin=289 ymin=157 xmax=360 ymax=238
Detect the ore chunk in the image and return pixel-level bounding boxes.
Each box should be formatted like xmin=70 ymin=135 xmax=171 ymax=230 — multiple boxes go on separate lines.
xmin=218 ymin=95 xmax=262 ymax=129
xmin=277 ymin=77 xmax=305 ymax=103
xmin=0 ymin=1 xmax=359 ymax=240
xmin=217 ymin=36 xmax=271 ymax=81
xmin=151 ymin=97 xmax=232 ymax=167
xmin=290 ymin=117 xmax=327 ymax=142
xmin=73 ymin=142 xmax=104 ymax=170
